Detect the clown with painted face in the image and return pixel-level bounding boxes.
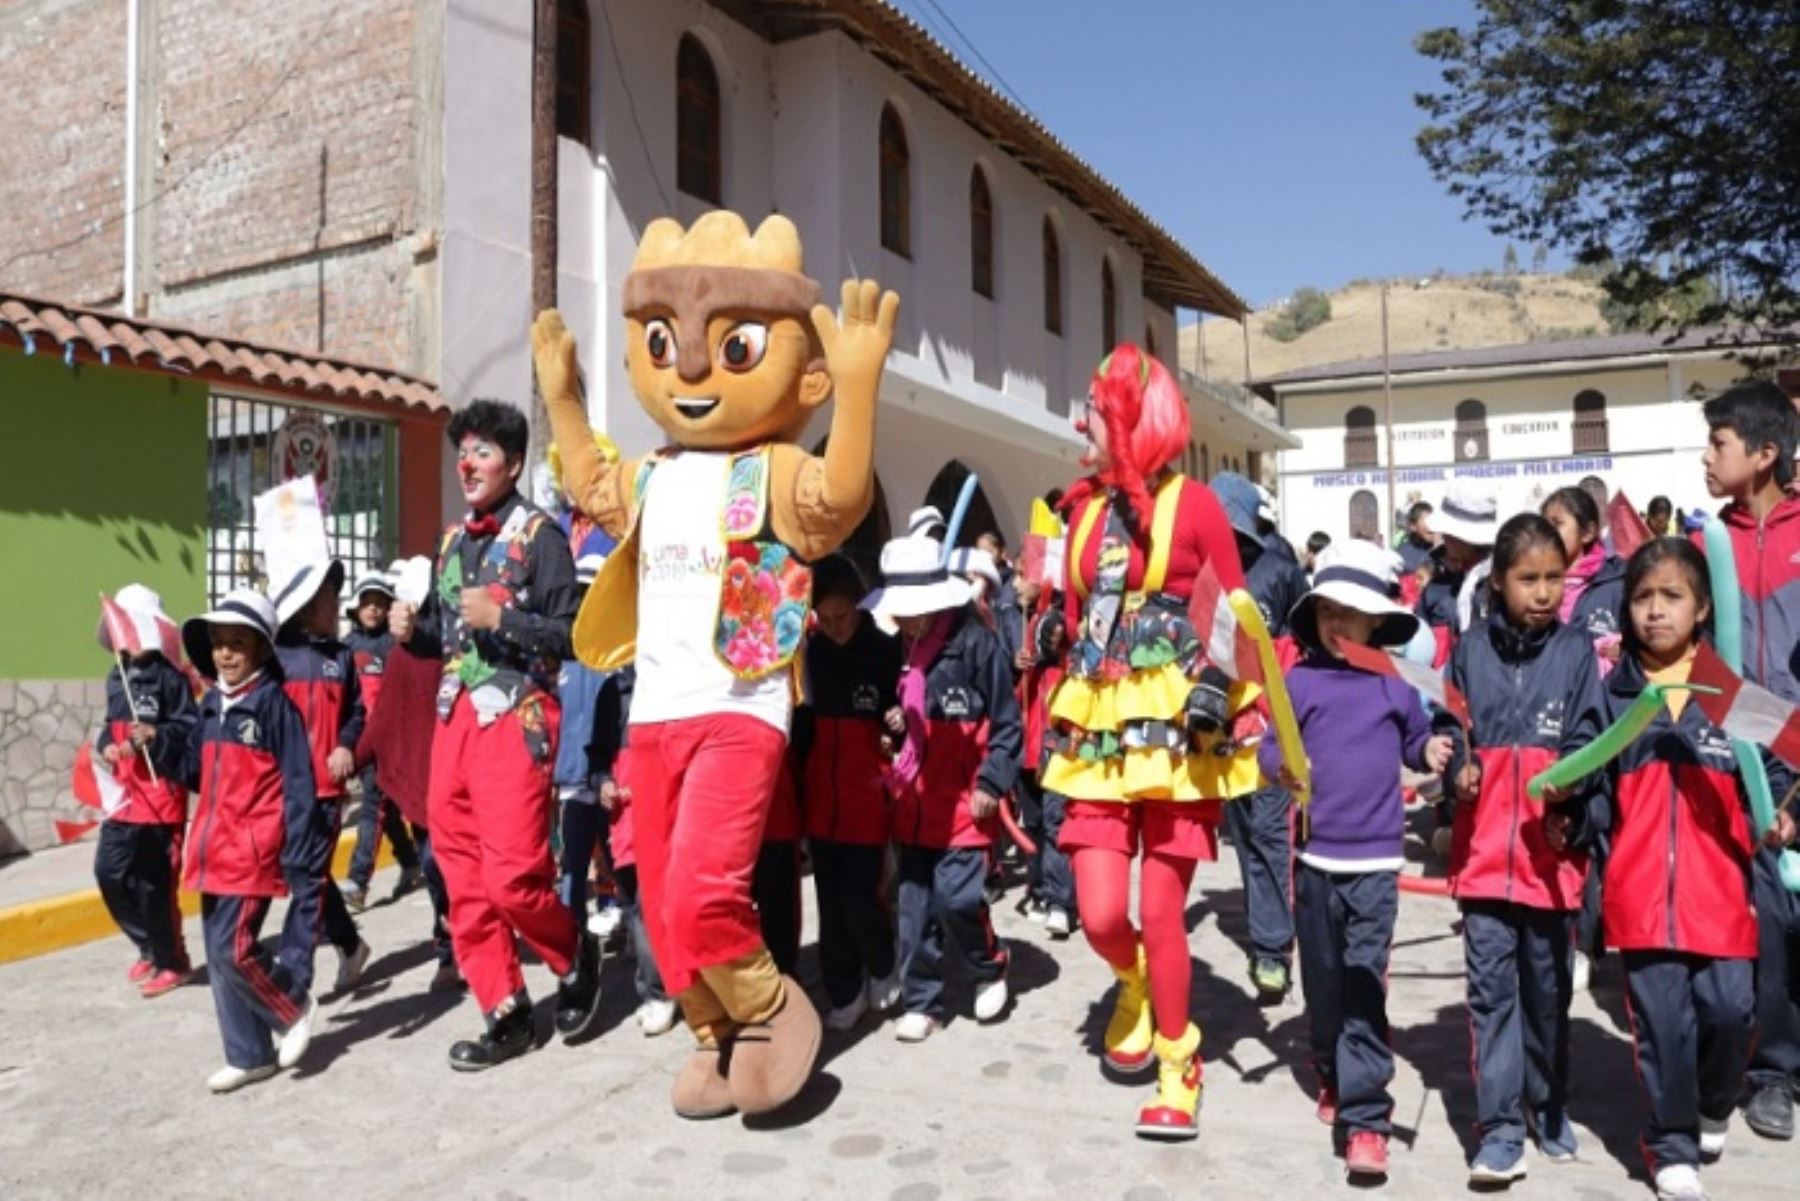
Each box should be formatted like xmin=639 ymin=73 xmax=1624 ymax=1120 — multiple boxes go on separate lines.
xmin=537 ymin=211 xmax=897 ymax=1120
xmin=1043 ymin=346 xmax=1255 ymax=1141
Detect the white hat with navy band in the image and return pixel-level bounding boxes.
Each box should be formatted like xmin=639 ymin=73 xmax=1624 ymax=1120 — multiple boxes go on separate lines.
xmin=270 ymin=559 xmax=346 ymax=626
xmin=1288 ymin=540 xmax=1420 ymax=649
xmin=1432 ymin=479 xmax=1500 ymax=546
xmin=182 ymin=589 xmax=279 ymax=680
xmin=862 ymin=536 xmax=973 ymax=619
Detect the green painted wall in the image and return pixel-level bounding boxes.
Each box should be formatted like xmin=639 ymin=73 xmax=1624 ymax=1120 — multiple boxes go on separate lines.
xmin=0 ymin=351 xmax=207 ymax=679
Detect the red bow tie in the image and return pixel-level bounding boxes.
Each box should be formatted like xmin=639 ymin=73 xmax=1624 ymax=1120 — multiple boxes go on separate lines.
xmin=465 ymin=513 xmax=501 ymax=538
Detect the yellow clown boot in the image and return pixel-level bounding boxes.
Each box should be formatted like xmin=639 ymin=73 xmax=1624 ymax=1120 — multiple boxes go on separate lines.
xmin=1102 ymin=945 xmax=1155 ymax=1077
xmin=1134 ymin=1022 xmax=1203 ymax=1141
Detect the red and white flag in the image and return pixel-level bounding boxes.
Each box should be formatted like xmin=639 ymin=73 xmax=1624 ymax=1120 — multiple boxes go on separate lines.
xmin=1338 ymin=639 xmax=1472 ymax=731
xmin=1690 ymin=643 xmax=1800 ymax=769
xmin=1608 ymin=490 xmax=1655 ymax=560
xmin=71 ymin=742 xmax=130 ymax=817
xmin=99 ymin=593 xmax=181 ymax=662
xmin=1188 ymin=557 xmax=1263 ymax=684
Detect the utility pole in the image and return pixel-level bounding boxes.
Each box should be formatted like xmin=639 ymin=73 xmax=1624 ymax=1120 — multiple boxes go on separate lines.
xmin=529 ymin=0 xmax=559 ymax=461
xmin=1381 ymin=285 xmax=1397 ymax=544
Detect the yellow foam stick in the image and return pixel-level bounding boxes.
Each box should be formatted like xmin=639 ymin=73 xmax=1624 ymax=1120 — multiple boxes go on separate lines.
xmin=1228 ymin=589 xmax=1309 ymax=806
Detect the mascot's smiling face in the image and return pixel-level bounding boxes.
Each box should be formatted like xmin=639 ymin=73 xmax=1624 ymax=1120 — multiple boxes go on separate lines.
xmin=623 ymin=212 xmax=834 ymax=451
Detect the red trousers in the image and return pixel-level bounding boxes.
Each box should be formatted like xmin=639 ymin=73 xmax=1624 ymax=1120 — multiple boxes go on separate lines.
xmin=428 ymin=692 xmax=575 ymax=1012
xmin=621 ymin=714 xmax=788 ymax=996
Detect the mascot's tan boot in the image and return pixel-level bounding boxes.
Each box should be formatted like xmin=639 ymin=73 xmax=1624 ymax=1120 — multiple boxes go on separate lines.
xmin=1103 ymin=945 xmax=1155 ymax=1076
xmin=707 ymin=954 xmax=821 ymax=1116
xmin=671 ymin=988 xmax=737 ymax=1121
xmin=1135 ymin=1022 xmax=1203 ymax=1142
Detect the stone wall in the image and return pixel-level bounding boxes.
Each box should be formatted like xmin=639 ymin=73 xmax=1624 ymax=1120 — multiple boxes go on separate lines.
xmin=0 ymin=680 xmax=106 ymax=858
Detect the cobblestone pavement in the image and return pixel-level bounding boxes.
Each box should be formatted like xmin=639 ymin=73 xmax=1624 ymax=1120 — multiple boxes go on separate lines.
xmin=2 ymin=847 xmax=1795 ymax=1200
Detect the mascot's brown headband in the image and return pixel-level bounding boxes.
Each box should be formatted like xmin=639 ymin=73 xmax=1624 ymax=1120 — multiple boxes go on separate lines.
xmin=623 ymin=265 xmax=822 ymax=324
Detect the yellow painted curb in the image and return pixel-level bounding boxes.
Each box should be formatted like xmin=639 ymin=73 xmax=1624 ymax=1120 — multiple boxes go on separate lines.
xmin=0 ymin=829 xmax=393 ymax=967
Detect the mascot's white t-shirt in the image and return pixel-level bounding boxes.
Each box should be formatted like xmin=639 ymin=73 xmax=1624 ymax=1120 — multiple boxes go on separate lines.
xmin=629 ymin=451 xmax=794 ymax=734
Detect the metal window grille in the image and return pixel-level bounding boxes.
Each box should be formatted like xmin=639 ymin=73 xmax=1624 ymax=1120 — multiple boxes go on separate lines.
xmin=206 ymin=393 xmax=398 ymax=610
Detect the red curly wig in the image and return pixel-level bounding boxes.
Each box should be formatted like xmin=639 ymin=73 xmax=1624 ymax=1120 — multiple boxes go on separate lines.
xmin=1060 ymin=344 xmax=1189 ymax=542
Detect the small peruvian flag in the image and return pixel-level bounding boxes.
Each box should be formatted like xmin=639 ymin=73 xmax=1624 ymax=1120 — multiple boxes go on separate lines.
xmin=71 ymin=742 xmax=130 ymax=817
xmin=1608 ymin=490 xmax=1655 ymax=560
xmin=1690 ymin=642 xmax=1800 ymax=770
xmin=99 ymin=593 xmax=182 ymax=662
xmin=1338 ymin=638 xmax=1473 ymax=732
xmin=1188 ymin=557 xmax=1263 ymax=684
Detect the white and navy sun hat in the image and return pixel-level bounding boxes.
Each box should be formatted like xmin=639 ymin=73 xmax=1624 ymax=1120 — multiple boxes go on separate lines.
xmin=862 ymin=536 xmax=973 ymax=620
xmin=345 ymin=570 xmax=396 ymax=612
xmin=1288 ymin=540 xmax=1420 ymax=649
xmin=270 ymin=559 xmax=346 ymax=626
xmin=907 ymin=505 xmax=948 ymax=540
xmin=948 ymin=546 xmax=1002 ymax=593
xmin=1432 ymin=479 xmax=1500 ymax=547
xmin=182 ymin=589 xmax=279 ymax=680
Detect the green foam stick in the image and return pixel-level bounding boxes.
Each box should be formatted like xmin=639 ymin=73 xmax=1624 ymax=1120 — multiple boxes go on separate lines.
xmin=1525 ymin=682 xmax=1715 ymax=801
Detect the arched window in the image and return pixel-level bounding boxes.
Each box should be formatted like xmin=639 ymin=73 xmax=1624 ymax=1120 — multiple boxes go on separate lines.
xmin=970 ymin=166 xmax=995 ymax=299
xmin=555 ymin=1 xmax=592 ymax=147
xmin=1145 ymin=324 xmax=1158 ymax=361
xmin=1101 ymin=258 xmax=1118 ymax=355
xmin=675 ymin=34 xmax=722 ymax=203
xmin=1350 ymin=490 xmax=1380 ymax=543
xmin=879 ymin=104 xmax=911 ymax=258
xmin=1042 ymin=217 xmax=1062 ymax=335
xmin=1345 ymin=405 xmax=1378 ymax=468
xmin=924 ymin=459 xmax=999 ymax=548
xmin=1572 ymin=389 xmax=1609 ymax=453
xmin=1199 ymin=444 xmax=1211 ymax=481
xmin=1454 ymin=398 xmax=1489 ymax=462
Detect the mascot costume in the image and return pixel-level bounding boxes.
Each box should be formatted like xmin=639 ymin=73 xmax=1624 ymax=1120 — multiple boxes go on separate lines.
xmin=536 ymin=211 xmax=897 ymax=1120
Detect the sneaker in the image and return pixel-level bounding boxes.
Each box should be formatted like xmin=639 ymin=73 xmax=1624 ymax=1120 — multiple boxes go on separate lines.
xmin=824 ymin=992 xmax=868 ymax=1032
xmin=342 ymin=885 xmax=369 ymax=913
xmin=1531 ymin=1110 xmax=1579 ymax=1163
xmin=893 ymin=1011 xmax=939 ymax=1042
xmin=334 ymin=940 xmax=371 ymax=993
xmin=590 ymin=904 xmax=625 ymax=944
xmin=1571 ymin=949 xmax=1592 ymax=993
xmin=1345 ymin=1130 xmax=1390 ymax=1179
xmin=387 ymin=866 xmax=424 ymax=902
xmin=1315 ymin=1086 xmax=1338 ymax=1126
xmin=1024 ymin=897 xmax=1049 ymax=924
xmin=1468 ymin=1139 xmax=1527 ymax=1184
xmin=866 ymin=968 xmax=902 ymax=1013
xmin=449 ymin=1000 xmax=534 ymax=1072
xmin=138 ymin=967 xmax=191 ymax=999
xmin=1652 ymin=1163 xmax=1706 ymax=1201
xmin=1251 ymin=958 xmax=1290 ymax=1001
xmin=277 ymin=997 xmax=317 ymax=1069
xmin=1698 ymin=1114 xmax=1729 ymax=1161
xmin=635 ymin=997 xmax=679 ymax=1037
xmin=127 ymin=958 xmax=155 ymax=984
xmin=553 ymin=934 xmax=605 ymax=1041
xmin=429 ymin=962 xmax=465 ymax=992
xmin=1744 ymin=1083 xmax=1794 ymax=1141
xmin=207 ymin=1063 xmax=277 ymax=1093
xmin=973 ymin=972 xmax=1009 ymax=1022
xmin=1045 ymin=907 xmax=1073 ymax=939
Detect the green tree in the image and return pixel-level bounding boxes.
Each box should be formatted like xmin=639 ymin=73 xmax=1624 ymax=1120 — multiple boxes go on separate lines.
xmin=1415 ymin=1 xmax=1800 ymax=343
xmin=1502 ymin=244 xmax=1519 ymax=276
xmin=1267 ymin=286 xmax=1332 ymax=343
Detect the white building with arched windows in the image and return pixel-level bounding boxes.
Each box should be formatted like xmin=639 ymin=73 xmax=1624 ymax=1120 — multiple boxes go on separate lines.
xmin=440 ymin=0 xmax=1264 ymax=560
xmin=1253 ymin=330 xmax=1784 ymax=548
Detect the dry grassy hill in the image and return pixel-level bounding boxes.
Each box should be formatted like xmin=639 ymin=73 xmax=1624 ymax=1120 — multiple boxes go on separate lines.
xmin=1177 ymin=273 xmax=1609 ymax=385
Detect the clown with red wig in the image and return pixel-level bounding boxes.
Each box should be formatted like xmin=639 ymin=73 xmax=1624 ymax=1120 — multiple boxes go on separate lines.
xmin=1042 ymin=345 xmax=1257 ymax=1140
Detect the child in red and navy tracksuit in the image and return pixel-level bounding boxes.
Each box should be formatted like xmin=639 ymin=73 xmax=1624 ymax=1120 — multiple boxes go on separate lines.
xmin=795 ymin=554 xmax=903 ymax=1029
xmin=94 ymin=586 xmax=198 ymax=998
xmin=1599 ymin=538 xmax=1791 ymax=1198
xmin=1440 ymin=514 xmax=1606 ymax=1182
xmin=271 ymin=560 xmax=370 ymax=996
xmin=344 ymin=570 xmax=421 ymax=908
xmin=178 ymin=590 xmax=327 ymax=1092
xmin=869 ymin=536 xmax=1020 ymax=1041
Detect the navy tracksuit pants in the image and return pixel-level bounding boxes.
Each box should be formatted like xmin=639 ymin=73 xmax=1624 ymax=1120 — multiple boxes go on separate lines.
xmin=615 ymin=865 xmax=668 ymax=1004
xmin=1622 ymin=951 xmax=1754 ymax=1170
xmin=753 ymin=840 xmax=803 ymax=979
xmin=94 ymin=821 xmax=189 ymax=971
xmin=811 ymin=839 xmax=896 ymax=1010
xmin=415 ymin=831 xmax=456 ymax=969
xmin=1225 ymin=787 xmax=1295 ymax=969
xmin=1747 ymin=845 xmax=1800 ymax=1094
xmin=556 ymin=795 xmax=604 ymax=928
xmin=277 ymin=799 xmax=361 ymax=994
xmin=1017 ymin=771 xmax=1075 ymax=913
xmin=1461 ymin=900 xmax=1573 ymax=1150
xmin=1296 ymin=863 xmax=1397 ymax=1133
xmin=202 ymin=894 xmax=307 ymax=1069
xmin=896 ymin=845 xmax=1007 ymax=1019
xmin=1575 ymin=832 xmax=1609 ymax=960
xmin=348 ymin=768 xmax=418 ymax=890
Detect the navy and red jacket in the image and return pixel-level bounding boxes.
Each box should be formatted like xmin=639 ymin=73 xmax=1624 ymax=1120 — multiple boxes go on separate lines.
xmin=888 ymin=611 xmax=1022 ymax=850
xmin=1440 ymin=610 xmax=1607 ymax=910
xmin=345 ymin=626 xmax=394 ymax=720
xmin=1569 ymin=553 xmax=1626 ymax=645
xmin=1694 ymin=493 xmax=1800 ymax=703
xmin=795 ymin=615 xmax=902 ymax=846
xmin=1417 ymin=563 xmax=1493 ymax=668
xmin=96 ymin=654 xmax=196 ymax=825
xmin=179 ymin=670 xmax=325 ymax=897
xmin=1596 ymin=654 xmax=1778 ymax=958
xmin=275 ymin=631 xmax=364 ymax=802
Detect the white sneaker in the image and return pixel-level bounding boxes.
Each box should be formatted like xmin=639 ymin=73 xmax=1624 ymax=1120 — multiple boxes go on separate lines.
xmin=1698 ymin=1115 xmax=1728 ymax=1161
xmin=277 ymin=996 xmax=317 ymax=1069
xmin=1572 ymin=950 xmax=1592 ymax=993
xmin=208 ymin=1063 xmax=277 ymax=1093
xmin=893 ymin=1011 xmax=939 ymax=1042
xmin=973 ymin=973 xmax=1010 ymax=1022
xmin=334 ymin=940 xmax=371 ymax=993
xmin=825 ymin=992 xmax=868 ymax=1032
xmin=634 ymin=997 xmax=678 ymax=1037
xmin=1024 ymin=898 xmax=1048 ymax=924
xmin=1653 ymin=1163 xmax=1706 ymax=1201
xmin=866 ymin=968 xmax=902 ymax=1013
xmin=1045 ymin=907 xmax=1073 ymax=938
xmin=589 ymin=906 xmax=624 ymax=942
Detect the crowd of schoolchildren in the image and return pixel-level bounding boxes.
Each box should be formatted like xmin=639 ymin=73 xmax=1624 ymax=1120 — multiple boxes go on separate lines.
xmin=82 ymin=381 xmax=1799 ymax=1199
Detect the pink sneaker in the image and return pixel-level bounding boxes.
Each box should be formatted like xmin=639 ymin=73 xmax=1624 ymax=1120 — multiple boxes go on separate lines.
xmin=127 ymin=959 xmax=155 ymax=984
xmin=1316 ymin=1086 xmax=1339 ymax=1126
xmin=1346 ymin=1131 xmax=1389 ymax=1178
xmin=139 ymin=968 xmax=191 ymax=998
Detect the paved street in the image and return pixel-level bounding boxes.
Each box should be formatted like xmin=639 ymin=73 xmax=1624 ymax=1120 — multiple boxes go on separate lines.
xmin=2 ymin=837 xmax=1795 ymax=1201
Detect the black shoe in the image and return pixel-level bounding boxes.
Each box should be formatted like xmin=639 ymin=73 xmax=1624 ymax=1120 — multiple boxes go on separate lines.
xmin=554 ymin=934 xmax=605 ymax=1042
xmin=1744 ymin=1083 xmax=1795 ymax=1140
xmin=387 ymin=866 xmax=424 ymax=902
xmin=448 ymin=1000 xmax=533 ymax=1072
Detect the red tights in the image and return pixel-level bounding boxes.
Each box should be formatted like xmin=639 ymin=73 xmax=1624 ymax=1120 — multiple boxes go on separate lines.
xmin=1072 ymin=847 xmax=1197 ymax=1040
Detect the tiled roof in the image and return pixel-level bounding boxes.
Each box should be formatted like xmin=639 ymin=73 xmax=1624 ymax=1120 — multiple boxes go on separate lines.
xmin=0 ymin=291 xmax=446 ymax=414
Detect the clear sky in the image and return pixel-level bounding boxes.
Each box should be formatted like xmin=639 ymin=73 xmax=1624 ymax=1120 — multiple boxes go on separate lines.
xmin=890 ymin=0 xmax=1540 ymax=312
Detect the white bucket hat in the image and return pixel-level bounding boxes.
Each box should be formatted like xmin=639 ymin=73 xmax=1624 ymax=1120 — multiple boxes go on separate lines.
xmin=345 ymin=570 xmax=395 ymax=613
xmin=182 ymin=589 xmax=279 ymax=680
xmin=270 ymin=559 xmax=346 ymax=626
xmin=1288 ymin=540 xmax=1420 ymax=649
xmin=1433 ymin=480 xmax=1500 ymax=547
xmin=948 ymin=546 xmax=1002 ymax=593
xmin=97 ymin=584 xmax=183 ymax=660
xmin=907 ymin=505 xmax=947 ymax=540
xmin=862 ymin=536 xmax=973 ymax=619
